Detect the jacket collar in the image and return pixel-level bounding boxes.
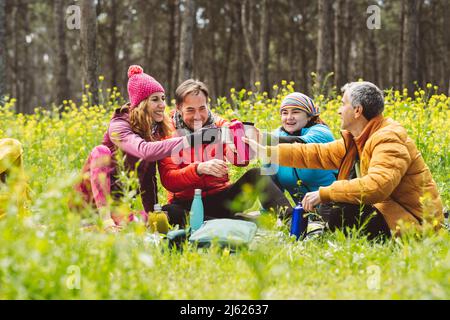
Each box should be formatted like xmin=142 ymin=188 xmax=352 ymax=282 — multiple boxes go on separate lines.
xmin=338 ymin=114 xmax=386 ymax=180
xmin=341 ymin=114 xmax=386 ymax=152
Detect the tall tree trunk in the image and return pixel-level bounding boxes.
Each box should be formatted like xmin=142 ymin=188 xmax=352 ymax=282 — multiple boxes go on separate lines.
xmin=12 ymin=4 xmax=18 ymax=109
xmin=54 ymin=0 xmax=71 ymax=106
xmin=361 ymin=35 xmax=368 ymax=81
xmin=13 ymin=0 xmax=30 ymax=113
xmin=383 ymin=45 xmax=391 ymax=88
xmin=334 ymin=0 xmax=344 ymax=89
xmin=0 ymin=0 xmax=5 ymax=103
xmin=300 ymin=44 xmax=309 ymax=94
xmin=211 ymin=30 xmax=219 ymax=98
xmin=221 ymin=3 xmax=234 ymax=94
xmin=287 ymin=5 xmax=296 ymax=83
xmin=140 ymin=0 xmax=154 ymax=73
xmin=22 ymin=2 xmax=33 ymax=113
xmin=396 ymin=0 xmax=405 ymax=88
xmin=443 ymin=1 xmax=450 ymax=95
xmin=287 ymin=0 xmax=297 ymax=83
xmin=178 ymin=0 xmax=195 ymax=83
xmin=81 ymin=0 xmax=99 ymax=105
xmin=430 ymin=2 xmax=438 ymax=89
xmin=233 ymin=0 xmax=245 ymax=90
xmin=341 ymin=0 xmax=352 ymax=86
xmin=287 ymin=34 xmax=295 ymax=82
xmin=295 ymin=0 xmax=310 ymax=93
xmin=259 ymin=0 xmax=270 ymax=92
xmin=402 ymin=0 xmax=420 ymax=94
xmin=121 ymin=6 xmax=133 ymax=91
xmin=167 ymin=0 xmax=178 ymax=98
xmin=109 ymin=0 xmax=118 ymax=88
xmin=204 ymin=0 xmax=218 ymax=97
xmin=367 ymin=31 xmax=379 ymax=84
xmin=174 ymin=2 xmax=181 ymax=91
xmin=3 ymin=0 xmax=11 ymax=100
xmin=416 ymin=0 xmax=427 ymax=89
xmin=241 ymin=0 xmax=258 ymax=86
xmin=316 ymin=0 xmax=333 ymax=92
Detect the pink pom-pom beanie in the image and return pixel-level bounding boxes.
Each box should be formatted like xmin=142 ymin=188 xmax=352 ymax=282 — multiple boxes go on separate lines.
xmin=127 ymin=65 xmax=165 ymax=108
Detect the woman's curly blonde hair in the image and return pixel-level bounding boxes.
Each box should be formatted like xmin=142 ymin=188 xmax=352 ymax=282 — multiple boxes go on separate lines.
xmin=121 ymin=96 xmax=173 ymax=141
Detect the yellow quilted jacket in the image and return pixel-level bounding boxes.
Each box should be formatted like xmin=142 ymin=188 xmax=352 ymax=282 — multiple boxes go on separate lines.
xmin=272 ymin=115 xmax=444 ymax=232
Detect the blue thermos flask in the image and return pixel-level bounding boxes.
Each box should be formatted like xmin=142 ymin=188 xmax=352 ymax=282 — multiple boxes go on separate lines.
xmin=290 ymin=203 xmax=308 ymax=240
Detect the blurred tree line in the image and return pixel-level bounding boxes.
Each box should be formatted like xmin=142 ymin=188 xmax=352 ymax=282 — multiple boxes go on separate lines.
xmin=0 ymin=0 xmax=449 ymax=113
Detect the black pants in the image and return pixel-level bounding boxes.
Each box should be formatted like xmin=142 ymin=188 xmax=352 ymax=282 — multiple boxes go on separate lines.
xmin=318 ymin=202 xmax=391 ymax=240
xmin=163 ymin=168 xmax=293 ymax=228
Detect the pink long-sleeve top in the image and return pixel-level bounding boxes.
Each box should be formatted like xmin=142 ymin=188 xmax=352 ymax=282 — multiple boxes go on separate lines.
xmin=102 ymin=107 xmax=183 ymax=212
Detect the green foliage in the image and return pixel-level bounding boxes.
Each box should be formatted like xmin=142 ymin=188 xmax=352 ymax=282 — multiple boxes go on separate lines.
xmin=0 ymin=82 xmax=449 ymax=299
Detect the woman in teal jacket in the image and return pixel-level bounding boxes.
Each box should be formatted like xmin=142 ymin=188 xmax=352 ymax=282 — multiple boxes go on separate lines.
xmin=266 ymin=92 xmax=337 ymax=204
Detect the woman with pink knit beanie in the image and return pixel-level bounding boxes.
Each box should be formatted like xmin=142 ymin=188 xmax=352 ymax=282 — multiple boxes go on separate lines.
xmin=74 ymin=65 xmax=189 ymax=231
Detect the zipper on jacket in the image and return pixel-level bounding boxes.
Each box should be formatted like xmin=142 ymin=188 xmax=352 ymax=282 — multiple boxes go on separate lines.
xmin=337 ymin=131 xmax=349 ymax=180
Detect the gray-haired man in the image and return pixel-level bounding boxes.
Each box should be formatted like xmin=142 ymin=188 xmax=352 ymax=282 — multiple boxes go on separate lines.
xmin=245 ymin=81 xmax=444 ymax=239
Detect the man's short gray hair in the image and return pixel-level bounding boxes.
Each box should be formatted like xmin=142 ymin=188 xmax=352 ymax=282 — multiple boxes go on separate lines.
xmin=341 ymin=81 xmax=384 ymax=120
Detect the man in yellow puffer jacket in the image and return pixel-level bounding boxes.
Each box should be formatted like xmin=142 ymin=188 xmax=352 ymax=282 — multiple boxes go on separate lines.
xmin=0 ymin=138 xmax=29 ymax=218
xmin=245 ymin=82 xmax=443 ymax=238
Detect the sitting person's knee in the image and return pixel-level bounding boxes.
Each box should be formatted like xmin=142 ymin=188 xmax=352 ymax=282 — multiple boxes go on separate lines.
xmin=243 ymin=167 xmax=262 ymax=182
xmin=0 ymin=138 xmax=23 ymax=168
xmin=1 ymin=138 xmax=22 ymax=150
xmin=90 ymin=145 xmax=112 ymax=168
xmin=91 ymin=145 xmax=111 ymax=158
xmin=248 ymin=167 xmax=261 ymax=175
xmin=0 ymin=138 xmax=24 ymax=181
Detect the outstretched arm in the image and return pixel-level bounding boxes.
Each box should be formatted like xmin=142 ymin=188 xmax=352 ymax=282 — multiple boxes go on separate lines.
xmin=243 ymin=137 xmax=345 ymax=170
xmin=108 ymin=118 xmax=185 ymax=162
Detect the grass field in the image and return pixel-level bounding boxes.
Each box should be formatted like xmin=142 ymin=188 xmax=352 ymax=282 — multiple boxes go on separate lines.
xmin=0 ymin=82 xmax=449 ymax=299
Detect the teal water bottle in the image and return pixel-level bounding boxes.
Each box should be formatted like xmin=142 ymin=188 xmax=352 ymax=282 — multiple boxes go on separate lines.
xmin=190 ymin=189 xmax=204 ymax=231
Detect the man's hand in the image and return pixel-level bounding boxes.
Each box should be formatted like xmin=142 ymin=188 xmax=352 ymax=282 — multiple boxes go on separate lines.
xmin=301 ymin=191 xmax=322 ymax=212
xmin=197 ymin=159 xmax=229 ymax=177
xmin=186 ymin=127 xmax=222 ymax=146
xmin=242 ymin=137 xmax=271 ymax=163
xmin=245 ymin=126 xmax=262 ymax=143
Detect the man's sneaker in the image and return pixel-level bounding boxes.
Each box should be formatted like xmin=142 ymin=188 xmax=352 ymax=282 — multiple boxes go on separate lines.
xmin=304 ymin=221 xmax=325 ymax=240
